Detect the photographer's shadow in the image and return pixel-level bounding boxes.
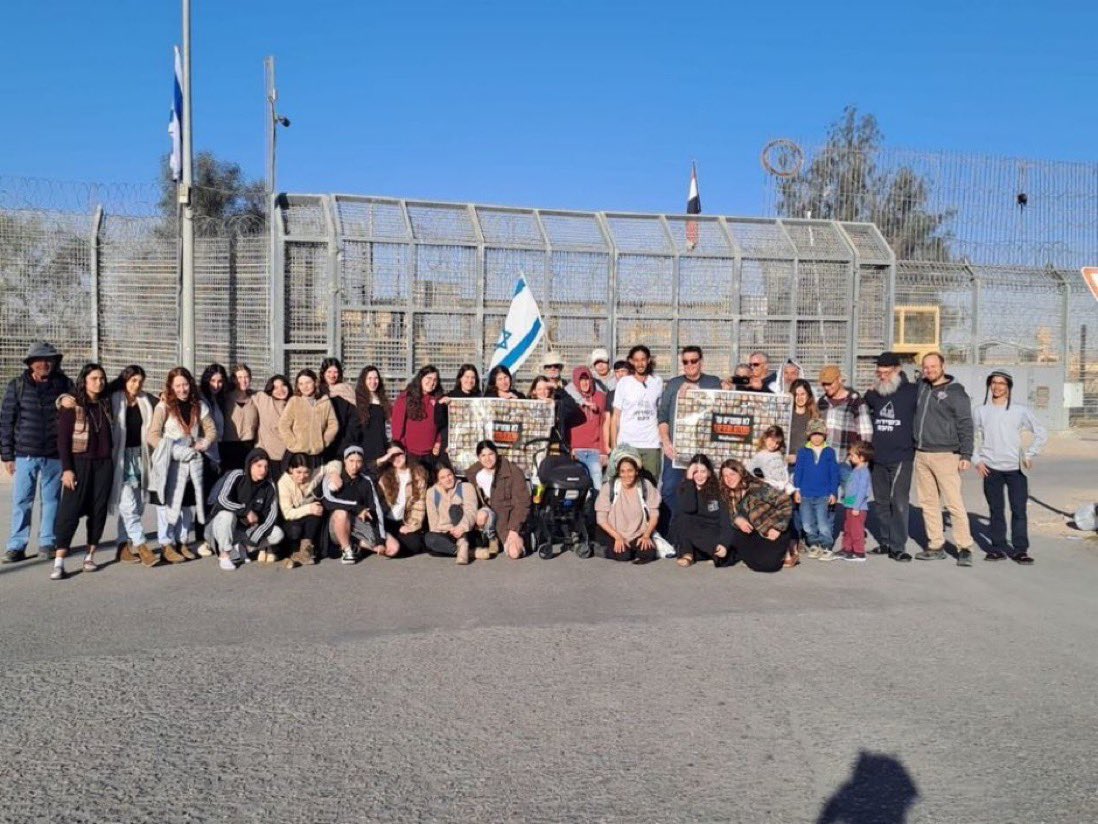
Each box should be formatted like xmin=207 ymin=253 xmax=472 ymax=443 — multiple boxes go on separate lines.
xmin=817 ymin=750 xmax=919 ymax=824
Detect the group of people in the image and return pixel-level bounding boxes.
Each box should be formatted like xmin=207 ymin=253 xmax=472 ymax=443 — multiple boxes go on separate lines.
xmin=0 ymin=338 xmax=1047 ymax=581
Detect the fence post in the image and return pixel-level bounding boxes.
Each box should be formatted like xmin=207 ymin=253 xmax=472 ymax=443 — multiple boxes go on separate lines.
xmin=658 ymin=215 xmax=680 ymax=357
xmin=268 ymin=194 xmax=284 ymax=375
xmin=595 ymin=213 xmax=618 ymax=357
xmin=966 ymin=263 xmax=980 ymax=365
xmin=468 ymin=203 xmax=486 ymax=368
xmin=322 ymin=196 xmax=341 ymax=359
xmin=717 ymin=217 xmax=741 ymax=366
xmin=834 ymin=224 xmax=861 ymax=383
xmin=89 ymin=206 xmax=103 ymax=362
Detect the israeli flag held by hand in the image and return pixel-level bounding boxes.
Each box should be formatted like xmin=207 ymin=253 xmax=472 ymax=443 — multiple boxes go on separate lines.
xmin=488 ymin=274 xmax=545 ymax=372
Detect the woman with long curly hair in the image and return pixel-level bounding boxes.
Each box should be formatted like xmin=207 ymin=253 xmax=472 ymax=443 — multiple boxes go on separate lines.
xmin=147 ymin=367 xmax=217 ymax=563
xmin=673 ymin=453 xmax=726 ymax=568
xmin=50 ymin=363 xmax=114 ymax=579
xmin=714 ymin=458 xmax=794 ymax=572
xmin=390 ymin=365 xmax=443 ymax=464
xmin=376 ymin=442 xmax=429 ymax=556
xmin=351 ymin=365 xmax=391 ymax=465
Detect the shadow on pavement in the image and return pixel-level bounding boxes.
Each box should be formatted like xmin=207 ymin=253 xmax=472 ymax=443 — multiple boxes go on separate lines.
xmin=816 ymin=750 xmax=919 ymax=824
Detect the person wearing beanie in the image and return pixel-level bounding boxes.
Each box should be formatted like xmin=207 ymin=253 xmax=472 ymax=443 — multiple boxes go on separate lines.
xmin=1 ymin=340 xmax=73 ymax=565
xmin=590 ymin=348 xmax=616 ymax=393
xmin=323 ymin=444 xmax=393 ymax=565
xmin=863 ymin=352 xmax=918 ymax=562
xmin=792 ymin=418 xmax=841 ymax=559
xmin=913 ymin=352 xmax=977 ymax=566
xmin=973 ymin=370 xmax=1047 ymax=564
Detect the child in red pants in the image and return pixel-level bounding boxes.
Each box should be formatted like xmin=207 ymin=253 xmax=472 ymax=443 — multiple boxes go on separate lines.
xmin=841 ymin=442 xmax=873 ymax=562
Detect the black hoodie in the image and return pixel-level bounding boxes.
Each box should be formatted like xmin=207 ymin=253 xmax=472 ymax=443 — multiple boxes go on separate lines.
xmin=863 ymin=372 xmax=918 ymax=464
xmin=208 ymin=448 xmax=280 ymax=545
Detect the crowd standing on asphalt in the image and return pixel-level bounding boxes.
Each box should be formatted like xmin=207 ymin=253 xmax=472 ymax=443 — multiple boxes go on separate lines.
xmin=0 ymin=339 xmax=1048 ymax=580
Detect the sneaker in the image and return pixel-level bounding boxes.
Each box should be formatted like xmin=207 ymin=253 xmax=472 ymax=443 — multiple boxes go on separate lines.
xmin=340 ymin=547 xmax=358 ymax=565
xmin=218 ymin=554 xmax=236 ymax=571
xmin=915 ymin=549 xmax=947 ymax=561
xmin=844 ymin=553 xmax=867 ymax=563
xmin=40 ymin=546 xmax=57 ymax=561
xmin=49 ymin=566 xmax=67 ymax=581
xmin=3 ymin=549 xmax=26 ymax=564
xmin=82 ymin=559 xmax=99 ymax=573
xmin=1012 ymin=552 xmax=1035 ymax=566
xmin=870 ymin=546 xmax=890 ymax=556
xmin=956 ymin=548 xmax=973 ymax=567
xmin=818 ymin=549 xmax=840 ymax=562
xmin=806 ymin=546 xmax=822 ymax=560
xmin=196 ymin=542 xmax=214 ymax=557
xmin=889 ymin=550 xmax=913 ymax=562
xmin=983 ymin=550 xmax=1007 ymax=561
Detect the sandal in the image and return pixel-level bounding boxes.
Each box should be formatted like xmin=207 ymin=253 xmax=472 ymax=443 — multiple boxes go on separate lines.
xmin=676 ymin=554 xmax=695 ymax=567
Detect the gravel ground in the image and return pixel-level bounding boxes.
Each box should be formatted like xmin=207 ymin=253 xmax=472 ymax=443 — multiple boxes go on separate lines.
xmin=0 ymin=434 xmax=1095 ymax=823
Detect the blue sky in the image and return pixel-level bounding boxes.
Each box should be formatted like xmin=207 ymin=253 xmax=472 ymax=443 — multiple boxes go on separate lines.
xmin=2 ymin=0 xmax=1096 ymax=216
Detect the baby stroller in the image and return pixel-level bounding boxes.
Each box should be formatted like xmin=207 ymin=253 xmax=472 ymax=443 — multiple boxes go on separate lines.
xmin=527 ymin=441 xmax=594 ymax=559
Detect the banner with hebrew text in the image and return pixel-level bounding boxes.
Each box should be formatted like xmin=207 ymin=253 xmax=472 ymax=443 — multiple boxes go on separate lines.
xmin=447 ymin=398 xmax=555 ymax=478
xmin=672 ymin=389 xmax=793 ymax=469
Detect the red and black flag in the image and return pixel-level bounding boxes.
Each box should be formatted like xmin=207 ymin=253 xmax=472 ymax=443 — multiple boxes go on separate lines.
xmin=686 ymin=162 xmax=701 ymax=250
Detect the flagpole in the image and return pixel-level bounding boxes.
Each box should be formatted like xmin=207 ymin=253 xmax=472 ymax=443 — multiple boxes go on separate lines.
xmin=179 ymin=0 xmax=196 ymax=374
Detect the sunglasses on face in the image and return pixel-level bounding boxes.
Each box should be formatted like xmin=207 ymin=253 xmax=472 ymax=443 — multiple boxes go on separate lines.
xmin=749 ymin=362 xmax=764 ymax=368
xmin=546 ymin=364 xmax=562 ymax=370
xmin=681 ymin=357 xmax=700 ymax=365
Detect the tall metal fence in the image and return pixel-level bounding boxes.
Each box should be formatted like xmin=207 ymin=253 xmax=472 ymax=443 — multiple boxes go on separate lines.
xmin=273 ymin=196 xmax=894 ymax=391
xmin=1 ymin=189 xmax=1096 ymax=428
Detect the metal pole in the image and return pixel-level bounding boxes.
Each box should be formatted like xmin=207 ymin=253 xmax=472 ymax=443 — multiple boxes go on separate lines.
xmin=179 ymin=0 xmax=196 ymax=373
xmin=265 ymin=56 xmax=277 ymax=197
xmin=89 ymin=205 xmax=104 ymax=362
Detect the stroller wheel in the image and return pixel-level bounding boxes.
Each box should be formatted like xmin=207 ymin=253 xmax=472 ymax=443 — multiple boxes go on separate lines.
xmin=575 ymin=541 xmax=593 ymax=560
xmin=538 ymin=542 xmax=554 ymax=560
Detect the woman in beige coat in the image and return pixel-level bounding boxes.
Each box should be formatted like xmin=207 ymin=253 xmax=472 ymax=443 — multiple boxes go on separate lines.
xmin=277 ymin=369 xmax=338 ymax=471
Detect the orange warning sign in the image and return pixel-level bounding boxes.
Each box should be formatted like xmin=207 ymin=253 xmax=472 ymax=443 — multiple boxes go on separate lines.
xmin=1082 ymin=267 xmax=1098 ymax=302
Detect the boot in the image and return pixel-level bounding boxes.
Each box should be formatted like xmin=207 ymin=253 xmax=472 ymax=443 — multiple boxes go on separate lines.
xmin=291 ymin=539 xmax=316 ymax=566
xmin=178 ymin=543 xmax=197 ymax=560
xmin=456 ymin=539 xmax=470 ymax=566
xmin=136 ymin=543 xmax=158 ymax=567
xmin=117 ymin=542 xmax=138 ymax=564
xmin=257 ymin=549 xmax=269 ymax=564
xmin=487 ymin=535 xmax=501 ymax=557
xmin=162 ymin=543 xmax=185 ymax=564
xmin=283 ymin=557 xmax=297 ymax=569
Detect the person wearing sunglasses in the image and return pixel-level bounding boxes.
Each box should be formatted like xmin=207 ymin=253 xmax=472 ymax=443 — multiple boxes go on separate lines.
xmin=745 ymin=351 xmax=780 ymax=394
xmin=656 ymin=346 xmax=722 ymax=536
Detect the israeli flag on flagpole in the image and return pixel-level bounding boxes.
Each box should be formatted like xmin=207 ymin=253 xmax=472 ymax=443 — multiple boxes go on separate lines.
xmin=488 ymin=273 xmax=545 ymax=372
xmin=168 ymin=45 xmax=183 ymax=182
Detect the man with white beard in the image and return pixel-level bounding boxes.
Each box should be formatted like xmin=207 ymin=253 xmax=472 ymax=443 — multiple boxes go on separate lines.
xmin=863 ymin=352 xmax=918 ymax=562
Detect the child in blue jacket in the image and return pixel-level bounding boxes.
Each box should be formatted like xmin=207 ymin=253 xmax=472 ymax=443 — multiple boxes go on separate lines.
xmin=840 ymin=441 xmax=873 ymax=562
xmin=793 ymin=418 xmax=840 ymax=559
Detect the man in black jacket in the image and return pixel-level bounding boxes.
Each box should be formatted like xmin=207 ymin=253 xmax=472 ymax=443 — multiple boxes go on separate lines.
xmin=863 ymin=352 xmax=918 ymax=562
xmin=1 ymin=341 xmax=74 ymax=564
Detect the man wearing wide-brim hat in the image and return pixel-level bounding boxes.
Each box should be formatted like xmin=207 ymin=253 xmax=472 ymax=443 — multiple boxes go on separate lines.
xmin=1 ymin=341 xmax=74 ymax=564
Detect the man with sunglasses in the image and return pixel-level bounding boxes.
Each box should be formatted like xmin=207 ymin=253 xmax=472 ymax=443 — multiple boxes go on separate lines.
xmin=746 ymin=351 xmax=781 ymax=394
xmin=657 ymin=346 xmax=722 ymax=534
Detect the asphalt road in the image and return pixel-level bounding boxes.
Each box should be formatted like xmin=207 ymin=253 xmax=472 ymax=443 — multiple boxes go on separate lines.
xmin=0 ymin=435 xmax=1095 ymax=823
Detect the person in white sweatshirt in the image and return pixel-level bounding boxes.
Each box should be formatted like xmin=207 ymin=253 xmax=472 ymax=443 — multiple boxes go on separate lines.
xmin=972 ymin=370 xmax=1047 ymax=565
xmin=747 ymin=425 xmax=796 ymax=495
